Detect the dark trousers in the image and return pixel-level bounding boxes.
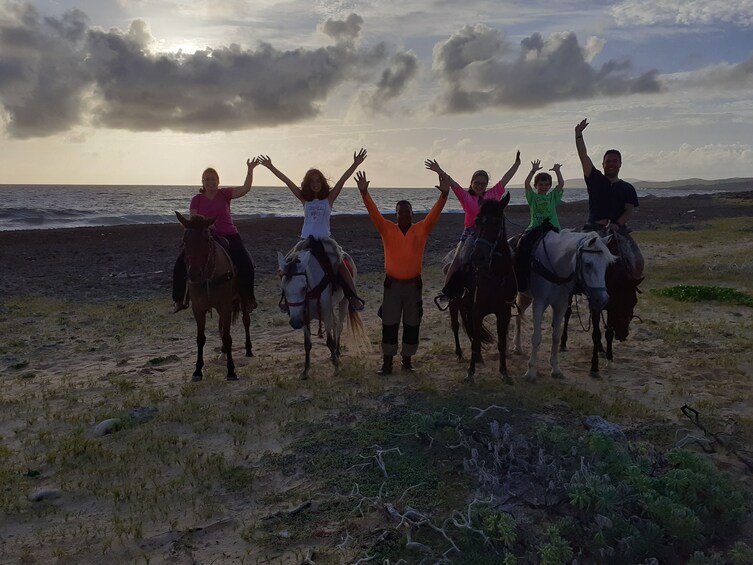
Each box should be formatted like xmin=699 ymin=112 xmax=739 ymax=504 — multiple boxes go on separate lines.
xmin=379 ymin=276 xmax=423 ymax=357
xmin=172 ymin=233 xmax=255 ymax=303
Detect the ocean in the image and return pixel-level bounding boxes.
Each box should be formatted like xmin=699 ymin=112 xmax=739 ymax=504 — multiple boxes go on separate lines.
xmin=0 ymin=184 xmax=730 ymax=231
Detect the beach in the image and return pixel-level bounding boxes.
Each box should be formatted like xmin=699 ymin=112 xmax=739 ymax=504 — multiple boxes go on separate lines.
xmin=1 ymin=190 xmax=753 ymax=562
xmin=3 ymin=191 xmax=752 ymax=302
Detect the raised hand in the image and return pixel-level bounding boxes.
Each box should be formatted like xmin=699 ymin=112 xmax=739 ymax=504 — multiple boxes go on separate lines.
xmin=424 ymin=159 xmax=445 ymax=175
xmin=256 ymin=155 xmax=273 ymax=168
xmin=354 ymin=171 xmax=370 ymax=194
xmin=436 ymin=173 xmax=450 ymax=196
xmin=353 ymin=148 xmax=367 ymax=166
xmin=515 ymin=150 xmax=521 ymax=164
xmin=531 ymin=159 xmax=542 ymax=173
xmin=550 ymin=163 xmax=562 ymax=172
xmin=575 ymin=119 xmax=589 ymax=135
xmin=247 ymin=157 xmax=259 ymax=170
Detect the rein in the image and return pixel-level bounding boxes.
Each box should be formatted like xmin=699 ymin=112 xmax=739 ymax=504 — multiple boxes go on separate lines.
xmin=279 ymin=260 xmax=334 ymax=337
xmin=185 ymin=237 xmax=235 ymax=293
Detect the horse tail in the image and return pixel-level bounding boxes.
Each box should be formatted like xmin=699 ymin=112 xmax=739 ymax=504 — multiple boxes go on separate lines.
xmin=345 ymin=310 xmax=371 ymax=355
xmin=458 ymin=300 xmax=495 ymax=345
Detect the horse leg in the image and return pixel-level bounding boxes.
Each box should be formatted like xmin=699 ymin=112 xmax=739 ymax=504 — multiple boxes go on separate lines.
xmin=513 ymin=292 xmax=531 ymax=355
xmin=193 ymin=311 xmax=207 ymax=381
xmin=549 ymin=302 xmax=567 ymax=380
xmin=450 ymin=301 xmax=464 ymax=361
xmin=326 ymin=329 xmax=340 ymax=369
xmin=301 ymin=325 xmax=312 ymax=380
xmin=605 ymin=325 xmax=614 ymax=365
xmin=220 ymin=311 xmax=237 ymax=381
xmin=525 ymin=301 xmax=545 ymax=381
xmin=590 ymin=310 xmax=602 ymax=378
xmin=466 ymin=308 xmax=482 ymax=383
xmin=242 ymin=303 xmax=253 ymax=357
xmin=560 ymin=294 xmax=573 ymax=352
xmin=497 ymin=308 xmax=513 ymax=384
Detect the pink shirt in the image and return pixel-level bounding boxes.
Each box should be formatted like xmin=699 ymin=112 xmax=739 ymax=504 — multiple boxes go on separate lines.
xmin=190 ymin=188 xmax=238 ymax=236
xmin=451 ymin=180 xmax=507 ymax=229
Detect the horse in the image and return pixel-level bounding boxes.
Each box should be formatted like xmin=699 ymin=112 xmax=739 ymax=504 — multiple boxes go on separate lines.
xmin=277 ymin=245 xmax=367 ymax=380
xmin=512 ymin=230 xmax=616 ymax=380
xmin=559 ymin=230 xmax=643 ymax=378
xmin=176 ymin=212 xmax=253 ymax=381
xmin=453 ymin=194 xmax=516 ymax=383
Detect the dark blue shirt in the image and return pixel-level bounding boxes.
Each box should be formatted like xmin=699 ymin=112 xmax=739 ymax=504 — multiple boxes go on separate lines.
xmin=586 ymin=168 xmax=639 ymax=224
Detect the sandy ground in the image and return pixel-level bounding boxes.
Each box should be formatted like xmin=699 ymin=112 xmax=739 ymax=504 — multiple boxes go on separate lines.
xmin=1 ymin=190 xmax=753 ymax=562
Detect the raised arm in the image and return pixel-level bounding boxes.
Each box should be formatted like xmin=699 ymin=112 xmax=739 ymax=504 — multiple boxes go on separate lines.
xmin=575 ymin=119 xmax=594 ymax=178
xmin=229 ymin=158 xmax=259 ymax=199
xmin=499 ymin=150 xmax=522 ymax=187
xmin=424 ymin=159 xmax=464 ymax=195
xmin=256 ymin=155 xmax=303 ymax=202
xmin=329 ymin=148 xmax=367 ymax=205
xmin=524 ymin=159 xmax=542 ymax=193
xmin=355 ymin=170 xmax=388 ymax=230
xmin=550 ymin=163 xmax=564 ymax=191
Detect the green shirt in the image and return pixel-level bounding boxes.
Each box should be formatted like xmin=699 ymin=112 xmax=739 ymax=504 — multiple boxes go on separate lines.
xmin=526 ymin=189 xmax=563 ymax=229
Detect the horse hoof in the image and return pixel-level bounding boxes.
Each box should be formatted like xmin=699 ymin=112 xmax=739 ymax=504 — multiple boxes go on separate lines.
xmin=589 ymin=371 xmax=601 ymax=379
xmin=524 ymin=373 xmax=535 ymax=382
xmin=299 ymin=372 xmax=309 ymax=381
xmin=501 ymin=375 xmax=514 ymax=385
xmin=464 ymin=373 xmax=475 ymax=384
xmin=192 ymin=373 xmax=203 ymax=382
xmin=456 ymin=355 xmax=465 ymax=362
xmin=227 ymin=373 xmax=238 ymax=381
xmin=551 ymin=371 xmax=565 ymax=380
xmin=246 ymin=350 xmax=253 ymax=358
xmin=559 ymin=345 xmax=568 ymax=352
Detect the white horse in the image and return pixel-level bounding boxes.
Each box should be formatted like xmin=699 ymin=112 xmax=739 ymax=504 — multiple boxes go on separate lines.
xmin=513 ymin=230 xmax=616 ymax=380
xmin=277 ymin=249 xmax=366 ymax=379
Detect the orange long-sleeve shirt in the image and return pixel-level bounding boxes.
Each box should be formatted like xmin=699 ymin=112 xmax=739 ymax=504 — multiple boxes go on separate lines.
xmin=361 ymin=191 xmax=448 ymax=280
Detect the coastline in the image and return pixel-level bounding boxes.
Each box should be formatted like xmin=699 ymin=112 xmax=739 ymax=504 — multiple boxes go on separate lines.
xmin=2 ymin=191 xmax=752 ymax=302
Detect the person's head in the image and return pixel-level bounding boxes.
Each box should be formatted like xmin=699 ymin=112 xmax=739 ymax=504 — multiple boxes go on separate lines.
xmin=301 ymin=168 xmax=331 ymax=201
xmin=201 ymin=167 xmax=219 ymax=194
xmin=533 ymin=172 xmax=552 ymax=194
xmin=602 ymin=149 xmax=622 ymax=179
xmin=469 ymin=170 xmax=490 ymax=196
xmin=395 ymin=200 xmax=413 ymax=229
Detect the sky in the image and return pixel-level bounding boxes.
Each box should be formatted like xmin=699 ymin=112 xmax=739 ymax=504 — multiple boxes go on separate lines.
xmin=0 ymin=0 xmax=751 ymax=187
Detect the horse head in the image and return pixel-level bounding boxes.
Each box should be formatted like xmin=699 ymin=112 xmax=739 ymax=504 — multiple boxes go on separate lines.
xmin=577 ymin=233 xmax=617 ymax=312
xmin=471 ymin=193 xmax=511 ymax=272
xmin=277 ymin=250 xmax=312 ymax=330
xmin=176 ymin=212 xmax=217 ymax=283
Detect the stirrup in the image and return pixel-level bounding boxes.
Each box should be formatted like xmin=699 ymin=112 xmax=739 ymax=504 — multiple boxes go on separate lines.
xmin=434 ymin=293 xmax=450 ymax=311
xmin=173 ymin=301 xmax=189 ymax=313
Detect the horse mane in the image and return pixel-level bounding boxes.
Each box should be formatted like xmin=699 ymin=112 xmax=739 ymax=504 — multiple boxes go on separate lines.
xmin=478 ymin=198 xmax=505 ymax=218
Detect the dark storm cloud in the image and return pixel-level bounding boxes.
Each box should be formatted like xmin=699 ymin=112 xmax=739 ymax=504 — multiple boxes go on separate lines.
xmin=0 ymin=4 xmax=398 ymax=137
xmin=358 ymin=51 xmax=419 ymax=115
xmin=431 ymin=26 xmax=663 ymax=113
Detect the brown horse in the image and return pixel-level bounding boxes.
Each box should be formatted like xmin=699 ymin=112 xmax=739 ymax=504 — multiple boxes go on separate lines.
xmin=455 ymin=194 xmax=516 ymax=383
xmin=176 ymin=212 xmax=253 ymax=381
xmin=560 ymin=230 xmax=643 ymax=378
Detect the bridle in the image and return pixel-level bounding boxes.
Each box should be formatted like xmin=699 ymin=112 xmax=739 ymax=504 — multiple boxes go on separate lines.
xmin=183 ymin=229 xmax=234 ymax=291
xmin=473 ymin=212 xmax=509 ymax=273
xmin=278 ymin=256 xmax=333 ymax=335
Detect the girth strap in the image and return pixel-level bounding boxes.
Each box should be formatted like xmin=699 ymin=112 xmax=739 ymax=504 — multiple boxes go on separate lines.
xmin=531 ymin=257 xmax=574 ymax=285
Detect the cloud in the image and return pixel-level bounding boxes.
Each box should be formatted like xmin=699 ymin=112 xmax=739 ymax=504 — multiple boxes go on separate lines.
xmin=431 ymin=26 xmax=662 ymax=113
xmin=634 ymin=142 xmax=753 ymax=176
xmin=668 ymin=54 xmax=753 ymax=90
xmin=610 ymin=0 xmax=753 ymax=27
xmin=0 ymin=4 xmax=404 ymax=138
xmin=356 ymin=51 xmax=419 ymax=115
xmin=0 ymin=3 xmax=92 ymax=138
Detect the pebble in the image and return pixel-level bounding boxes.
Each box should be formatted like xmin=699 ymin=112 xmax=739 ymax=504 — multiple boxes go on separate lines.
xmin=93 ymin=418 xmax=121 ymax=437
xmin=28 ymin=488 xmax=61 ymax=502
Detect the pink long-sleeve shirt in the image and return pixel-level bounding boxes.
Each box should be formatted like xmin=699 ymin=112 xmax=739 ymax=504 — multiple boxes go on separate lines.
xmin=451 ymin=180 xmax=506 ymax=229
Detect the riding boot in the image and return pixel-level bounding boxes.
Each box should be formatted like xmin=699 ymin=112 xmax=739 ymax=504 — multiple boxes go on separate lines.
xmin=441 ymin=270 xmax=465 ymax=300
xmin=401 ymin=356 xmax=414 ymax=373
xmin=378 ymin=355 xmax=393 ymax=375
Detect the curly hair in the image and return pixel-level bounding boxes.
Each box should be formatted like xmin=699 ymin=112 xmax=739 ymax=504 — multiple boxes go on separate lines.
xmin=300 ymin=168 xmax=331 ymax=201
xmin=534 ymin=172 xmax=552 ymax=186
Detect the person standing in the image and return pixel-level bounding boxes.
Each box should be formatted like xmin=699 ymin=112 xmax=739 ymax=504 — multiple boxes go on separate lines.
xmin=575 ymin=118 xmax=644 ymax=277
xmin=355 ymin=170 xmax=450 ymax=375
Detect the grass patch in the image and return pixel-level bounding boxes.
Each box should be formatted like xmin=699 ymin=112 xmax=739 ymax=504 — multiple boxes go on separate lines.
xmin=652 ymin=285 xmax=753 ymax=307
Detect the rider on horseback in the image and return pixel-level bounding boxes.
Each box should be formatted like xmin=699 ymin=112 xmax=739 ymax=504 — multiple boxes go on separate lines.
xmin=256 ymin=150 xmax=367 ymax=312
xmin=515 ymin=159 xmax=565 ymax=292
xmin=575 ymin=118 xmax=644 ymax=279
xmin=172 ymin=160 xmax=259 ymax=313
xmin=425 ymin=151 xmax=521 ymax=304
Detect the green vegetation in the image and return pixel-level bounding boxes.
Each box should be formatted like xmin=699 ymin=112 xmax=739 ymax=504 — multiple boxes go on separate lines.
xmin=652 ymin=285 xmax=753 ymax=307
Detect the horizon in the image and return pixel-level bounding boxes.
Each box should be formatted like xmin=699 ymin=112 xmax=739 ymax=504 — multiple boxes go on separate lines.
xmin=1 ymin=1 xmax=752 ymax=186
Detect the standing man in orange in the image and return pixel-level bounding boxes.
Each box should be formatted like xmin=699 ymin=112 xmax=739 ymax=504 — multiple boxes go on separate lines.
xmin=355 ymin=170 xmax=450 ymax=375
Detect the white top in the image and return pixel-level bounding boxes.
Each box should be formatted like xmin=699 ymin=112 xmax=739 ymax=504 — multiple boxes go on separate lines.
xmin=301 ymin=198 xmax=332 ymax=239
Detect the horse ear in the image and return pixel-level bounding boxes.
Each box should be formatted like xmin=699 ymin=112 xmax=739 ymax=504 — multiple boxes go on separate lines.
xmin=277 ymin=251 xmax=287 ymax=273
xmin=500 ymin=191 xmax=511 ymax=208
xmin=176 ymin=211 xmax=190 ymax=228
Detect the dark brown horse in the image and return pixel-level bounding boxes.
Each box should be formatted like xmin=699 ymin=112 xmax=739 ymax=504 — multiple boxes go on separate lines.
xmin=176 ymin=212 xmax=253 ymax=381
xmin=560 ymin=230 xmax=643 ymax=378
xmin=455 ymin=194 xmax=516 ymax=383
